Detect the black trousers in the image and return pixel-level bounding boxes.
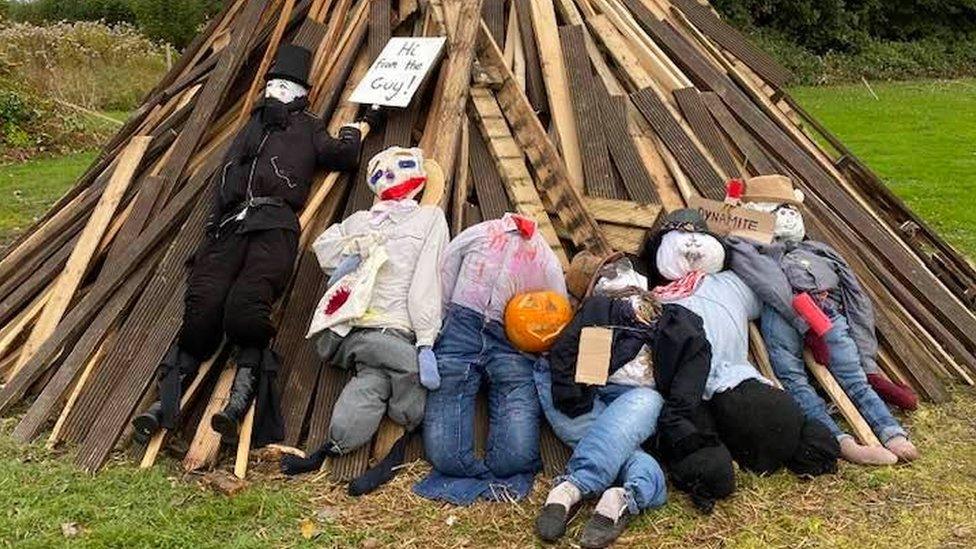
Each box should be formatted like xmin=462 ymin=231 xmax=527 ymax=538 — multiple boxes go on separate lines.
xmin=178 ymin=228 xmax=298 ymax=361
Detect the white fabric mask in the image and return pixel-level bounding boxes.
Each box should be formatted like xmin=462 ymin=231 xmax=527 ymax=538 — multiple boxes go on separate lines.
xmin=593 ymin=258 xmax=648 ymax=296
xmin=265 ymin=78 xmax=308 ymax=104
xmin=655 ymin=231 xmax=726 ymax=280
xmin=744 ymin=201 xmax=806 ymax=242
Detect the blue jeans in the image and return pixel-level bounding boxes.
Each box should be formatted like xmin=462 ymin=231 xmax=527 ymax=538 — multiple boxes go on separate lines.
xmin=416 ymin=305 xmax=541 ymax=504
xmin=534 ymin=361 xmax=668 ymax=513
xmin=761 ymin=306 xmax=906 ymax=443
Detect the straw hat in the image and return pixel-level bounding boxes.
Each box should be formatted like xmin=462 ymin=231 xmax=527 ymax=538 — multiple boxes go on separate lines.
xmin=743 ymin=175 xmax=803 ymax=206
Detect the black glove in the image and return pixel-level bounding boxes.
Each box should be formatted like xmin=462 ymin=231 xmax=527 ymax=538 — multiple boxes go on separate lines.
xmin=358 ymin=104 xmax=386 ymax=132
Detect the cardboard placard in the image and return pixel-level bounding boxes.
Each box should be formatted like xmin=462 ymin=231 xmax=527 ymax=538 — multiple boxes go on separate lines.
xmin=349 ymin=37 xmax=447 ymax=107
xmin=575 ymin=327 xmax=613 ymax=386
xmin=687 ymin=196 xmax=776 ymax=244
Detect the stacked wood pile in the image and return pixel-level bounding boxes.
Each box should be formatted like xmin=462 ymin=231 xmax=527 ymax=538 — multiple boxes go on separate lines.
xmin=0 ymin=0 xmax=974 ymax=480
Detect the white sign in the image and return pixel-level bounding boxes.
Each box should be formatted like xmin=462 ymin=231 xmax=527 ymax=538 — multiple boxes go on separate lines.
xmin=349 ymin=37 xmax=447 ymax=108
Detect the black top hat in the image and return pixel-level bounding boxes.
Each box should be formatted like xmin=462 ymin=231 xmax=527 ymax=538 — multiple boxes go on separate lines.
xmin=637 ymin=208 xmax=730 ymax=286
xmin=267 ymin=44 xmax=312 ymax=88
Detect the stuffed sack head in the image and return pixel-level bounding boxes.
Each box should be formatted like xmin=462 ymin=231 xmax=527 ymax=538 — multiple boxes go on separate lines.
xmin=366 ymin=146 xmax=429 ymax=201
xmin=742 ymin=175 xmax=806 ymax=243
xmin=639 ymin=209 xmax=728 ymax=285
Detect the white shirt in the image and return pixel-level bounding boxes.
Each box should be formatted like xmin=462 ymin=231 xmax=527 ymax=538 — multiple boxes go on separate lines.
xmin=441 ymin=214 xmax=568 ymax=322
xmin=312 ymin=200 xmax=449 ymax=347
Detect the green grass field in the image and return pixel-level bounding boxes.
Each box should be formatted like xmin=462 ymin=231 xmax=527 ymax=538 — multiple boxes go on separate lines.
xmin=0 ymin=80 xmax=974 ymax=548
xmin=791 ymin=79 xmax=976 ymax=256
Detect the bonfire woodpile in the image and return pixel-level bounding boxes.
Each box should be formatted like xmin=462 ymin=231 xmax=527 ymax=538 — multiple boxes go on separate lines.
xmin=0 ymin=0 xmax=973 ymax=481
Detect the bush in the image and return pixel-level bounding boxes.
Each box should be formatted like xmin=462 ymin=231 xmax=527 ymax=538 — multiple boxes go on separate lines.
xmin=130 ymin=0 xmax=222 ymax=49
xmin=6 ymin=0 xmax=135 ymax=26
xmin=0 ymin=20 xmax=167 ymax=111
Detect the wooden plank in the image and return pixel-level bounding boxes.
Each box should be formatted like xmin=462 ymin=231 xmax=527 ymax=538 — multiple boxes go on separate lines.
xmin=584 ymin=198 xmax=661 ymax=228
xmin=418 ymin=0 xmax=484 ymax=199
xmin=674 ymin=87 xmax=741 ymax=186
xmin=12 ymin=136 xmax=151 ymax=378
xmin=45 ymin=334 xmax=112 ymax=448
xmin=527 ymin=0 xmax=584 ymax=190
xmin=476 ymin=23 xmax=611 ymax=256
xmin=469 ymin=87 xmax=568 ymax=266
xmin=183 ymin=365 xmax=236 ymax=472
xmin=240 ymin=0 xmax=297 ymax=120
xmin=482 ymin=0 xmax=505 ymax=46
xmin=700 ymin=92 xmax=779 ymax=175
xmin=598 ymin=90 xmax=661 ymax=204
xmin=630 ymin=87 xmax=725 ymax=194
xmin=451 ymin=120 xmax=472 ymax=234
xmin=559 ymin=25 xmax=617 ymax=199
xmin=234 ymin=405 xmax=257 ymax=478
xmin=513 ymin=0 xmax=548 ymax=115
xmin=466 ymin=117 xmax=511 ymax=222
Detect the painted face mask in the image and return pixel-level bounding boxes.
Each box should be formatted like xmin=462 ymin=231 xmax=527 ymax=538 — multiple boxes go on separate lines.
xmin=744 ymin=201 xmax=807 ymax=243
xmin=655 ymin=231 xmax=726 ymax=280
xmin=265 ymin=78 xmax=308 ymax=104
xmin=366 ymin=146 xmax=427 ymax=201
xmin=593 ymin=257 xmax=649 ymax=296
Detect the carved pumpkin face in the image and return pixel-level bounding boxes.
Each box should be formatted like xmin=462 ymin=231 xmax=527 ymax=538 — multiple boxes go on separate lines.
xmin=503 ymin=291 xmax=573 ymax=353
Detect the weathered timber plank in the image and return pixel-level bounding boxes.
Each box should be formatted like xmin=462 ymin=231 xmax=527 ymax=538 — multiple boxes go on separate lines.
xmin=559 ymin=25 xmax=617 ymax=199
xmin=466 ymin=118 xmax=511 ymax=221
xmin=674 ymin=87 xmax=741 ymax=187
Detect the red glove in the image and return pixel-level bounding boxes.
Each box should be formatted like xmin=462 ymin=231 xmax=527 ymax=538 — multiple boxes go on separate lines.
xmin=804 ymin=331 xmax=830 ymax=366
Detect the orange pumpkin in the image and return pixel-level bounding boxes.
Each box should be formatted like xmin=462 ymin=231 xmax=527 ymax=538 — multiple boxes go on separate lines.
xmin=504 ymin=291 xmax=573 ymax=353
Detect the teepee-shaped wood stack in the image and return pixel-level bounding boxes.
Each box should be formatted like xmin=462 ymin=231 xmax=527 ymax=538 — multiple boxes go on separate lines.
xmin=0 ymin=0 xmax=973 ymax=479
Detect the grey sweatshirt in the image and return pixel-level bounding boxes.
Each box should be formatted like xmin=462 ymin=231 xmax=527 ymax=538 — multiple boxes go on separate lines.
xmin=727 ymin=236 xmax=879 ymax=374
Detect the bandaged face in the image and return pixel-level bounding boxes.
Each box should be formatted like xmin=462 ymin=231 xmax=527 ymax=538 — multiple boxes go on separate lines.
xmin=265 ymin=78 xmax=308 ymax=104
xmin=367 ymin=147 xmax=427 ymax=201
xmin=744 ymin=201 xmax=806 ymax=243
xmin=593 ymin=258 xmax=649 ymax=296
xmin=656 ymin=231 xmax=725 ymax=280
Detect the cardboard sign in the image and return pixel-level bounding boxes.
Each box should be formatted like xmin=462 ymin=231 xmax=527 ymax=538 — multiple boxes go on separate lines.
xmin=349 ymin=37 xmax=447 ymax=107
xmin=687 ymin=196 xmax=776 ymax=244
xmin=575 ymin=327 xmax=613 ymax=386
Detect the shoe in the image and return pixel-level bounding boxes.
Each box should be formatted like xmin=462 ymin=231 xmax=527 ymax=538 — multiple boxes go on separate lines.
xmin=211 ymin=363 xmax=257 ymax=442
xmin=535 ymin=502 xmax=581 ymax=543
xmin=579 ymin=511 xmax=634 ymax=549
xmin=132 ymin=401 xmax=163 ymax=445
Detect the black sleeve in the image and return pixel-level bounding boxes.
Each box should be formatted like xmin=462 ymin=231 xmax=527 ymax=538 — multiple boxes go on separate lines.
xmin=653 ymin=304 xmax=718 ymax=461
xmin=313 ymin=122 xmax=362 ymax=172
xmin=549 ymin=296 xmax=613 ymax=418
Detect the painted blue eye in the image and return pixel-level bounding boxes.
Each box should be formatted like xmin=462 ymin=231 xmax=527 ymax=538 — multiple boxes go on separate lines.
xmin=397 ymin=159 xmax=417 ymax=169
xmin=369 ymin=171 xmax=383 ymax=185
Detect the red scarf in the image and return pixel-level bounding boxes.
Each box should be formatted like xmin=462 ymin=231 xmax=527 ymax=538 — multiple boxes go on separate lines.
xmin=651 ymin=270 xmax=706 ymax=302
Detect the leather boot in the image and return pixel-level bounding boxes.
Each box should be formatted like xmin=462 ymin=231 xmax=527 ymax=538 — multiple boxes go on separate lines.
xmin=211 ymin=353 xmax=258 ymax=442
xmin=132 ymin=344 xmax=198 ymax=444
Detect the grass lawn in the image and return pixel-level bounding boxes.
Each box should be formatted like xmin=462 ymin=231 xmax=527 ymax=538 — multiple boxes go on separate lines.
xmin=791 ymin=79 xmax=976 ymax=257
xmin=0 ymin=80 xmax=975 ymax=547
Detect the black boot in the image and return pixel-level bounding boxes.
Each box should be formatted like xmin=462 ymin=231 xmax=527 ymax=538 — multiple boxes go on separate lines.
xmin=211 ymin=363 xmax=257 ymax=443
xmin=132 ymin=344 xmax=198 ymax=444
xmin=280 ymin=442 xmax=340 ymax=476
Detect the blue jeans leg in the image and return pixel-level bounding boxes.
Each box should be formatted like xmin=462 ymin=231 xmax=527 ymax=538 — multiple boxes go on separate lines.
xmin=616 ymin=450 xmax=667 ymax=513
xmin=564 ymin=387 xmax=664 ymax=498
xmin=761 ymin=306 xmax=843 ymax=438
xmin=423 ymin=356 xmax=490 ymax=478
xmin=485 ymin=344 xmax=542 ymax=478
xmin=533 ymin=359 xmax=605 ymax=447
xmin=825 ymin=315 xmax=906 ymax=443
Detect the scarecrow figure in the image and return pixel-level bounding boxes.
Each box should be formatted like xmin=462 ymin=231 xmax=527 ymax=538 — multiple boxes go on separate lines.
xmin=280 ymin=146 xmax=449 ymax=496
xmin=132 ymin=44 xmax=380 ymax=447
xmin=413 ymin=213 xmax=568 ymax=506
xmin=638 ymin=209 xmax=840 ymax=490
xmin=534 ymin=251 xmax=722 ymax=547
xmin=729 ymin=175 xmax=920 ymax=465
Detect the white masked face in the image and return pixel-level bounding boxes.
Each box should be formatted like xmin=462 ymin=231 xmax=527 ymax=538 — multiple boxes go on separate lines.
xmin=656 ymin=231 xmax=726 ymax=280
xmin=744 ymin=200 xmax=806 ymax=243
xmin=593 ymin=258 xmax=648 ymax=296
xmin=265 ymin=78 xmax=308 ymax=104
